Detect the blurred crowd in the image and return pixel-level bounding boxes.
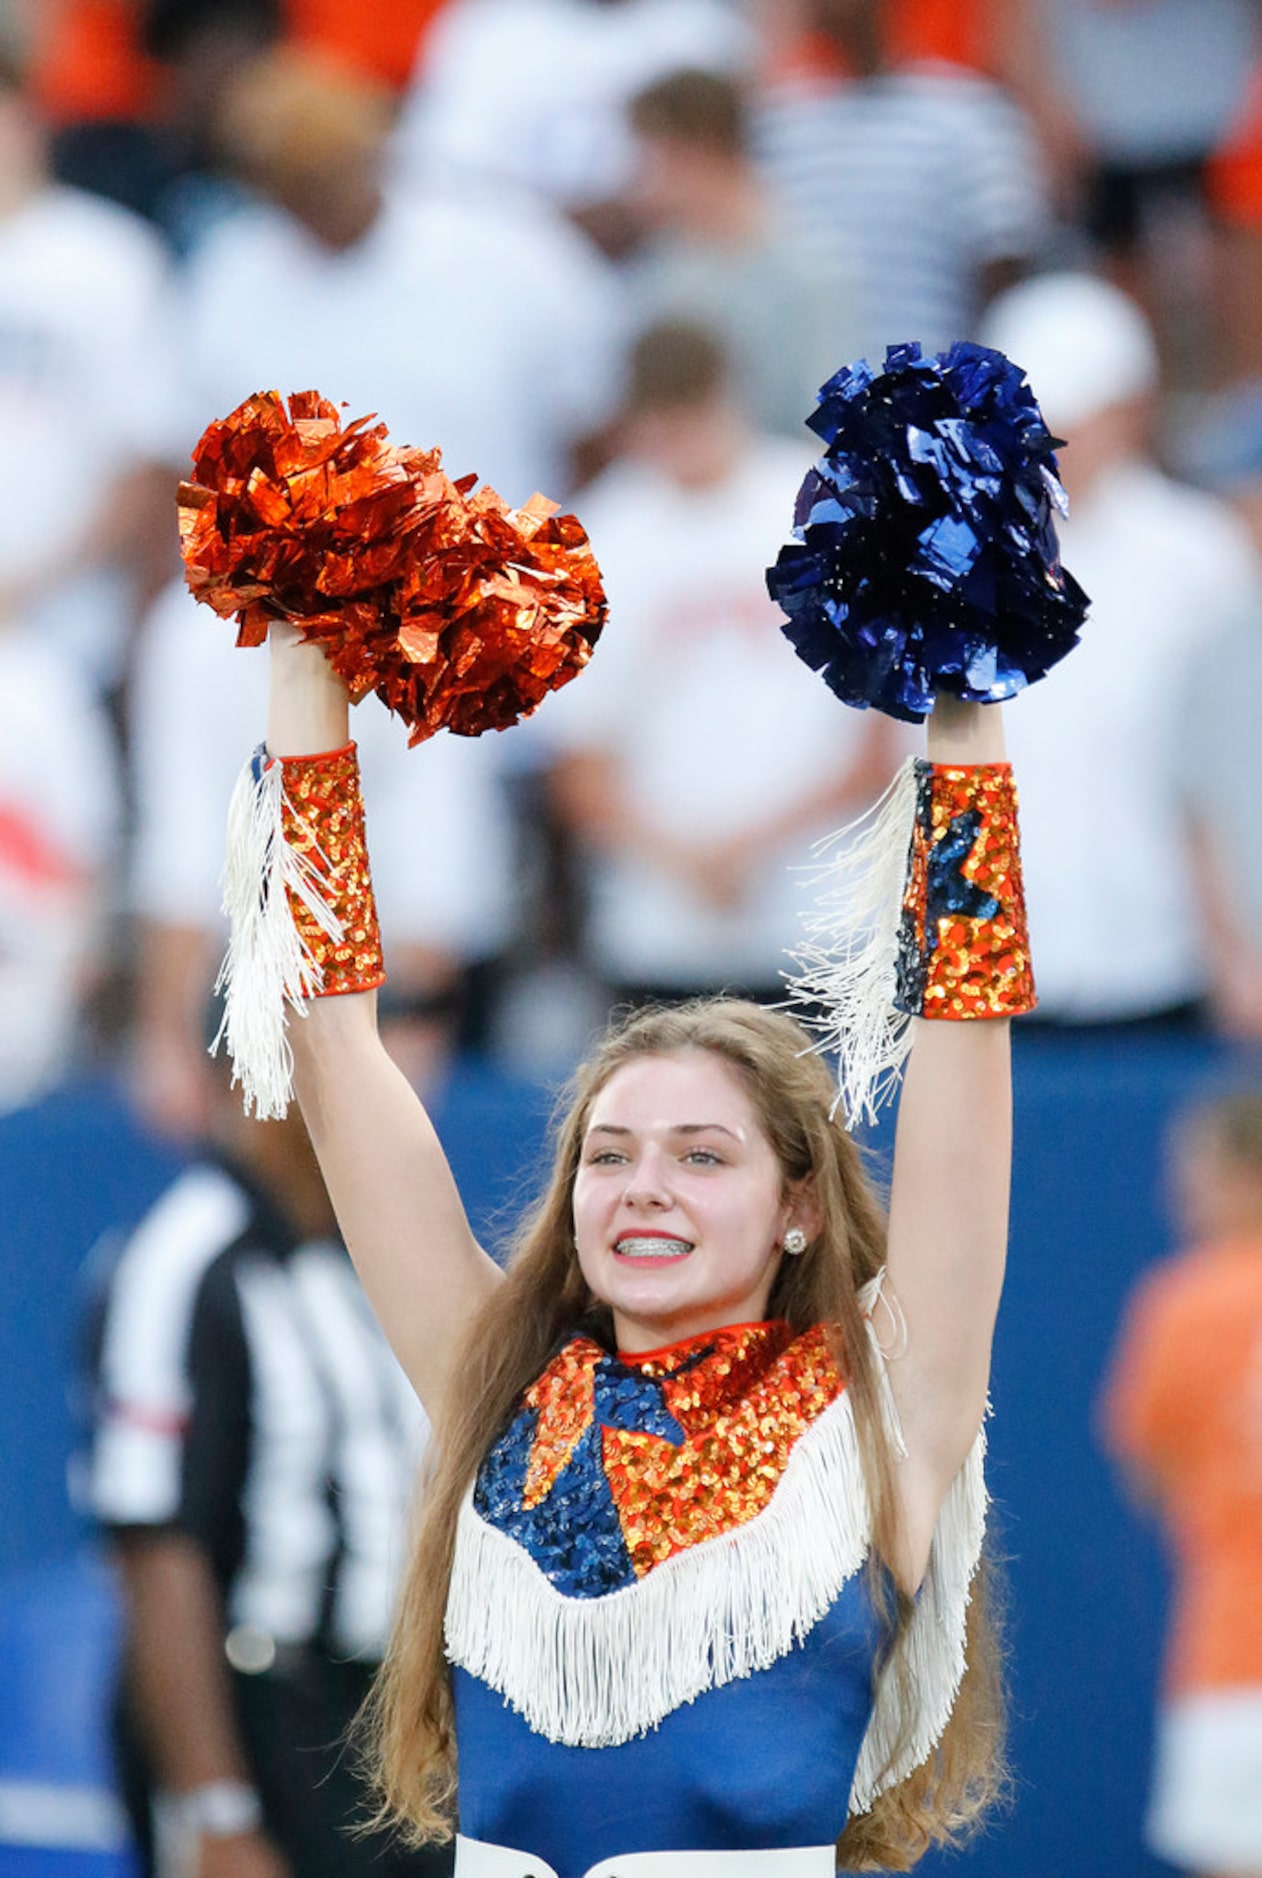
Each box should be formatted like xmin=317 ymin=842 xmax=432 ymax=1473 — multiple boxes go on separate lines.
xmin=5 ymin=7 xmax=1262 ymax=1876
xmin=4 ymin=0 xmax=1262 ymax=1133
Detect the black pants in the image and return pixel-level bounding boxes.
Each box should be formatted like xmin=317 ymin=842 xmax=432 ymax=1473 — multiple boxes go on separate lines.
xmin=115 ymin=1654 xmax=453 ymax=1877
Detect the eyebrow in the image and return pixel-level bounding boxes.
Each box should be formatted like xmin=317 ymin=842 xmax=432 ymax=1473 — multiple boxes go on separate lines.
xmin=585 ymin=1122 xmax=742 ymax=1140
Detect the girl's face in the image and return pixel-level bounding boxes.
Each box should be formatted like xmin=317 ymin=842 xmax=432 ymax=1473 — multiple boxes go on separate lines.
xmin=573 ymin=1049 xmax=806 ymax=1353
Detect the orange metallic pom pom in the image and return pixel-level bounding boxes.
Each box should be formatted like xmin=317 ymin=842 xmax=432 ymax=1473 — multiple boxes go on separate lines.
xmin=177 ymin=389 xmax=607 ymax=743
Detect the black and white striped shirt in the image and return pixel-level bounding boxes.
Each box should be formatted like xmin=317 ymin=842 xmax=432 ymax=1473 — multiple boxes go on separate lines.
xmin=86 ymin=1159 xmax=428 ymax=1662
xmin=757 ymin=69 xmax=1053 ymax=361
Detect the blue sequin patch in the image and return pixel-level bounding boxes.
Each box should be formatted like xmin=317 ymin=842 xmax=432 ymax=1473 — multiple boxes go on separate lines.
xmin=473 ymin=1354 xmax=688 ymax=1598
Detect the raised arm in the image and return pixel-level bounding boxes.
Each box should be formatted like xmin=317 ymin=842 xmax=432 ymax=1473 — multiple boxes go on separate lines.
xmin=882 ymin=699 xmax=1015 ymax=1576
xmin=266 ymin=627 xmax=502 ymax=1423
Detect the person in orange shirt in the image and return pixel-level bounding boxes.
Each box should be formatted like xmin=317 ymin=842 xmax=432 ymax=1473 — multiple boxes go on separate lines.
xmin=1101 ymin=1090 xmax=1262 ymax=1878
xmin=27 ymin=0 xmax=449 ymax=123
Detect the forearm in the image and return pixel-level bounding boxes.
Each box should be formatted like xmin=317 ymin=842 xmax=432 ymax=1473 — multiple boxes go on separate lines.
xmin=885 ymin=702 xmax=1016 ymax=1460
xmin=115 ymin=1533 xmax=252 ymax=1790
xmin=257 ymin=627 xmax=500 ymax=1417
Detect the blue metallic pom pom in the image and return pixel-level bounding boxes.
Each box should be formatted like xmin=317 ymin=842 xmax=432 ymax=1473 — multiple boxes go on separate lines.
xmin=766 ymin=341 xmax=1090 ymax=722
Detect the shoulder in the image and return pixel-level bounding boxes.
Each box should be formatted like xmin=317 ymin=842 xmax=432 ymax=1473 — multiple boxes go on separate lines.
xmin=101 ymin=1163 xmax=255 ymax=1341
xmin=22 ymin=184 xmax=168 ymax=275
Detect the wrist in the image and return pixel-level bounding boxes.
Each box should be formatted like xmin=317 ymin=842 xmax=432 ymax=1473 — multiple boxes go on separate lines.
xmin=167 ymin=1778 xmax=263 ymax=1840
xmin=925 ymin=697 xmax=1006 ymax=765
xmin=267 ymin=624 xmax=350 ymax=756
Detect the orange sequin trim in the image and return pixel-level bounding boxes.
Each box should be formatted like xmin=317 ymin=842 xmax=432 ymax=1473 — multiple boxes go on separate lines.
xmin=522 ymin=1342 xmax=602 ymax=1510
xmin=278 ymin=743 xmax=385 ymax=998
xmin=521 ymin=1324 xmax=846 ymax=1580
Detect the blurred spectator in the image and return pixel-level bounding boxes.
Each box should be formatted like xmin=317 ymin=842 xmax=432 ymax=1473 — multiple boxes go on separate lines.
xmin=756 ymin=0 xmax=1086 ymax=217
xmin=0 ymin=48 xmax=178 ymax=693
xmin=624 ymin=67 xmax=862 ymax=437
xmin=1045 ymin=0 xmax=1258 ymax=240
xmin=25 ymin=0 xmax=165 ymax=138
xmin=393 ymin=0 xmax=752 ymax=234
xmin=84 ymin=1061 xmax=450 ymax=1878
xmin=19 ymin=1 xmax=449 ymax=233
xmin=175 ymin=47 xmax=622 ymax=508
xmin=982 ymin=271 xmax=1261 ymax=1028
xmin=281 ymin=0 xmax=451 ymax=91
xmin=34 ymin=0 xmax=282 ymax=229
xmin=0 ymin=610 xmax=121 ymax=1112
xmin=1171 ymin=429 xmax=1262 ymax=1043
xmin=1042 ymin=0 xmax=1262 ymax=386
xmin=1100 ymin=1088 xmax=1262 ymax=1878
xmin=26 ymin=0 xmax=447 ymax=135
xmin=756 ymin=0 xmax=1053 ymax=358
xmin=1207 ymin=58 xmax=1262 ymax=391
xmin=544 ymin=319 xmax=897 ymax=1008
xmin=128 ymin=579 xmax=515 ymax=1140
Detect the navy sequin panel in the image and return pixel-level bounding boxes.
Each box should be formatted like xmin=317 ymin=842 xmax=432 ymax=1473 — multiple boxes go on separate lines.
xmin=472 ymin=1349 xmax=687 ymax=1598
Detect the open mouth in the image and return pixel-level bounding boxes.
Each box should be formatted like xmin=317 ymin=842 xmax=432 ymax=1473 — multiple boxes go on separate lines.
xmin=614 ymin=1235 xmax=694 ymax=1261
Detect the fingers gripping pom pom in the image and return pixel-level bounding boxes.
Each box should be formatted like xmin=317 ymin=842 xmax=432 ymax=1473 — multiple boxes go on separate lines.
xmin=178 ymin=390 xmax=607 ymax=742
xmin=766 ymin=342 xmax=1090 ymax=723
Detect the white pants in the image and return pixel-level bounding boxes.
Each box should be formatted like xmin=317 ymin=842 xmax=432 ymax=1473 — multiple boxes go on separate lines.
xmin=1147 ymin=1690 xmax=1262 ymax=1871
xmin=454 ymin=1837 xmax=836 ymax=1878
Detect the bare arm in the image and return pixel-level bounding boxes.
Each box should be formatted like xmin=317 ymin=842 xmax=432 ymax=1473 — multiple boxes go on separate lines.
xmin=1186 ymin=811 xmax=1262 ymax=1040
xmin=267 ymin=628 xmax=502 ymax=1423
xmin=883 ymin=700 xmax=1013 ymax=1580
xmin=130 ymin=921 xmax=220 ymax=1140
xmin=114 ymin=1533 xmax=288 ymax=1878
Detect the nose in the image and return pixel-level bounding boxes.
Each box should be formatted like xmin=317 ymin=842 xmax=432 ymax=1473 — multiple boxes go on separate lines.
xmin=621 ymin=1145 xmax=672 ymax=1211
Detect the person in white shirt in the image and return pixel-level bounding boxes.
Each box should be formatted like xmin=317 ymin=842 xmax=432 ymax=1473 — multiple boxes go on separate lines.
xmin=624 ymin=66 xmax=863 ymax=440
xmin=174 ymin=47 xmax=624 ymax=508
xmin=393 ymin=0 xmax=752 ymax=220
xmin=0 ymin=612 xmax=122 ymax=1111
xmin=756 ymin=0 xmax=1053 ymax=361
xmin=982 ymin=271 xmax=1262 ymax=1027
xmin=544 ymin=319 xmax=898 ymax=1005
xmin=0 ymin=51 xmax=178 ymax=693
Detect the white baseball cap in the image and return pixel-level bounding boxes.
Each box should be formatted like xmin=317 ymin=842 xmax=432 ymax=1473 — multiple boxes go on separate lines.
xmin=980 ymin=270 xmax=1159 ymax=435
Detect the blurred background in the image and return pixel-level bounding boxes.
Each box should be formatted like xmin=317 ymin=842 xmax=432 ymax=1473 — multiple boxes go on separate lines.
xmin=4 ymin=1 xmax=1262 ymax=1874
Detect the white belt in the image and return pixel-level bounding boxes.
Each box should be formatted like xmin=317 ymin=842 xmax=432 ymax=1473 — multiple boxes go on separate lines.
xmin=454 ymin=1836 xmax=835 ymax=1878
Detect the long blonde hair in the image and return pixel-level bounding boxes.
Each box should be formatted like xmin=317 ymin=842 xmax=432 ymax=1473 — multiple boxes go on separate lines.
xmin=362 ymin=999 xmax=1005 ymax=1867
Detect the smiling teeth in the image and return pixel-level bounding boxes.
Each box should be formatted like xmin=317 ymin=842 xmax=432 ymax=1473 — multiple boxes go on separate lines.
xmin=616 ymin=1237 xmax=693 ymax=1259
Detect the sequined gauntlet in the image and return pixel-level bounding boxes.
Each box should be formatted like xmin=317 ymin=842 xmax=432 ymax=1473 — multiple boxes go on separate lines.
xmin=215 ymin=740 xmax=385 ymax=1119
xmin=895 ymin=759 xmax=1034 ymax=1020
xmin=276 ymin=743 xmax=385 ymax=999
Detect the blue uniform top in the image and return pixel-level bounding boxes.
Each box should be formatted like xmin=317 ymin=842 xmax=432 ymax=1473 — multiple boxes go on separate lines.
xmin=444 ymin=1319 xmax=985 ymax=1874
xmin=454 ymin=1574 xmax=881 ymax=1876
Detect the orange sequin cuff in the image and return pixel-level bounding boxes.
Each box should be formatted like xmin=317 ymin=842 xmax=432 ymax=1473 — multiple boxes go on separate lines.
xmin=276 ymin=743 xmax=385 ymax=998
xmin=895 ymin=759 xmax=1034 ymax=1020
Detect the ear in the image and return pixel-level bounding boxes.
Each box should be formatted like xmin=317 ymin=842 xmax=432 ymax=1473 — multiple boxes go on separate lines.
xmin=781 ymin=1180 xmax=823 ymax=1246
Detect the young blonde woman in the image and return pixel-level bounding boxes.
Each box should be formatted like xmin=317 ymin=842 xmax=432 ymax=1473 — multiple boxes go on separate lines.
xmin=244 ymin=619 xmax=1025 ymax=1878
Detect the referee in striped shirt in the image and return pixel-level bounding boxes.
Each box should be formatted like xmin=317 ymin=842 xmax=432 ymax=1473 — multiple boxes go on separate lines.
xmin=85 ymin=1062 xmax=452 ymax=1878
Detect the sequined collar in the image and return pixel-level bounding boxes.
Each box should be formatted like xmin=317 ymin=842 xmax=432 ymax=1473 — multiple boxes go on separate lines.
xmin=471 ymin=1320 xmax=845 ymax=1599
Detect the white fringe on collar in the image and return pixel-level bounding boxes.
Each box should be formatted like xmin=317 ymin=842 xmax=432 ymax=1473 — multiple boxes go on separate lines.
xmin=445 ymin=1358 xmax=986 ymax=1812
